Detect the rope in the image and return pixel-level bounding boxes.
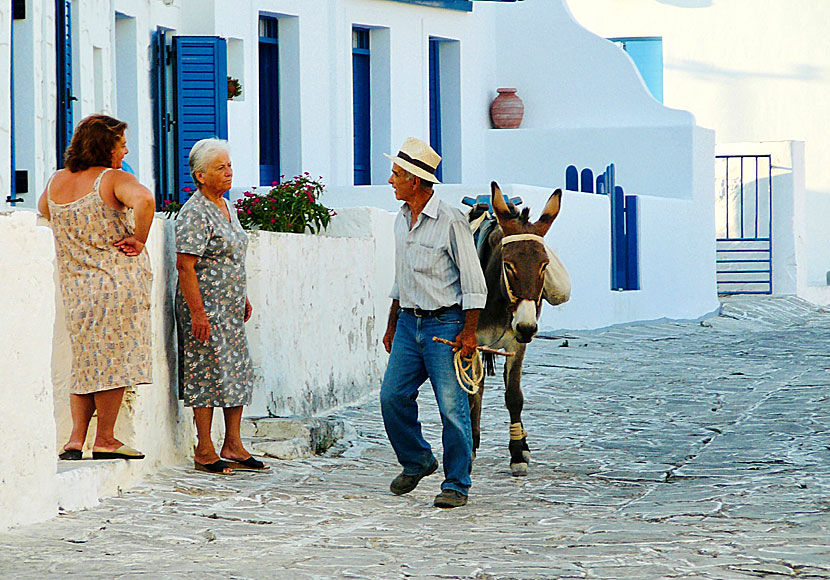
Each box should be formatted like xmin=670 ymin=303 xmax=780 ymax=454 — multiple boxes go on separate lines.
xmin=509 ymin=422 xmax=528 ymax=440
xmin=454 ymin=350 xmax=484 ymax=395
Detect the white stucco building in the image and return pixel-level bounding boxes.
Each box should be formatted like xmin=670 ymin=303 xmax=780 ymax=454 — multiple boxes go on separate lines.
xmin=2 ymin=0 xmax=724 ymax=529
xmin=567 ymin=0 xmax=830 ymax=303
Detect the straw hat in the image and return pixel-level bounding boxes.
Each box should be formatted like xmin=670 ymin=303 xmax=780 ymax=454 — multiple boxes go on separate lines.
xmin=384 ymin=137 xmax=442 ymax=184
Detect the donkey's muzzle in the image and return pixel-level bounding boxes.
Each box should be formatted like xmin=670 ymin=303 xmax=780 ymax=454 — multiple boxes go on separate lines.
xmin=514 ymin=323 xmax=537 ymax=343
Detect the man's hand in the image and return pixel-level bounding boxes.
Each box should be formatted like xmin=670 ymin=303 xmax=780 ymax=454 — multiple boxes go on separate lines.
xmin=453 ymin=309 xmax=481 ymax=359
xmin=383 ymin=326 xmax=396 ymax=354
xmin=453 ymin=326 xmax=478 ymax=359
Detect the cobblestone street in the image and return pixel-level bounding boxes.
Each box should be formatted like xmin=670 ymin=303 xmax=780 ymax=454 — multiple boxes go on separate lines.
xmin=2 ymin=297 xmax=829 ymax=579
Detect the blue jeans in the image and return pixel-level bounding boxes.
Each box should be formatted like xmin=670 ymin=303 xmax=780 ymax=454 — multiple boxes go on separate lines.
xmin=380 ymin=308 xmax=473 ymax=495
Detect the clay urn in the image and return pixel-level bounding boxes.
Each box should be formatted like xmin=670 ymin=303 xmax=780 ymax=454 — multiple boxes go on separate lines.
xmin=490 ymin=88 xmax=524 ymax=129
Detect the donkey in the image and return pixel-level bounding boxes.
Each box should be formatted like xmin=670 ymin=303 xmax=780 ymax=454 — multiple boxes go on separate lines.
xmin=470 ymin=182 xmax=566 ymax=476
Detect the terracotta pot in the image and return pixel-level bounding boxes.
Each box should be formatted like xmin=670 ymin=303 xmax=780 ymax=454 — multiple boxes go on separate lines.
xmin=490 ymin=88 xmax=524 ymax=129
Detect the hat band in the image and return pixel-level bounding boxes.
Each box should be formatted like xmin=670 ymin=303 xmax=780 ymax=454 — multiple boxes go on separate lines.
xmin=397 ymin=151 xmax=437 ymax=176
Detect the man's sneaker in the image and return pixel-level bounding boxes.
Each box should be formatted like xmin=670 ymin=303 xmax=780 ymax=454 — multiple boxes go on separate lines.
xmin=390 ymin=459 xmax=438 ymax=495
xmin=433 ymin=489 xmax=468 ymax=508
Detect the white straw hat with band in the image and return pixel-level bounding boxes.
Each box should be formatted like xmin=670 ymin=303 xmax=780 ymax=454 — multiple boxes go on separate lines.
xmin=385 ymin=137 xmax=442 ymax=184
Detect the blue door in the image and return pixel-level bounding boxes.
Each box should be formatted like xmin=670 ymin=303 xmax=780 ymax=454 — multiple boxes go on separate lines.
xmin=428 ymin=38 xmax=442 ymax=182
xmin=173 ymin=36 xmax=228 ymax=202
xmin=352 ymin=28 xmax=371 ymax=185
xmin=259 ymin=16 xmax=280 ymax=186
xmin=56 ymin=0 xmax=74 ymax=167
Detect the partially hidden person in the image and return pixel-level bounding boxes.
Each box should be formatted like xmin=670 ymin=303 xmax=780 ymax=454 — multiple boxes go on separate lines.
xmin=380 ymin=137 xmax=487 ymax=508
xmin=38 ymin=113 xmax=154 ymax=462
xmin=174 ymin=138 xmax=267 ymax=475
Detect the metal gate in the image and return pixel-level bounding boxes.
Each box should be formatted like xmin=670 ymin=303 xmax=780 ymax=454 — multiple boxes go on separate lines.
xmin=715 ymin=154 xmax=773 ymax=295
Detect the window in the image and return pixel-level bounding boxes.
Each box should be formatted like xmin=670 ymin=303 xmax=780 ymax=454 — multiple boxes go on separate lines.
xmin=259 ymin=15 xmax=280 ymax=186
xmin=352 ymin=28 xmax=371 ymax=185
xmin=56 ymin=0 xmax=74 ymax=168
xmin=610 ymin=37 xmax=663 ymax=103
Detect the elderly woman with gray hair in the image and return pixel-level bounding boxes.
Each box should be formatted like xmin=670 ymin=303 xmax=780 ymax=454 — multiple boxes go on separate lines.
xmin=175 ymin=138 xmax=267 ymax=475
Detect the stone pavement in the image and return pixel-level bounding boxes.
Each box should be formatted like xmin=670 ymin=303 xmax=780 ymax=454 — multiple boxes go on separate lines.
xmin=2 ymin=296 xmax=829 ymax=579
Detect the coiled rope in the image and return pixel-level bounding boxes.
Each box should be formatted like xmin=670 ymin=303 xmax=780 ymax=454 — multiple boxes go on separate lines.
xmin=432 ymin=337 xmax=514 ymax=395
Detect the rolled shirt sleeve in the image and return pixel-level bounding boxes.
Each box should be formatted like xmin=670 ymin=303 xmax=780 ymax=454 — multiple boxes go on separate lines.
xmin=448 ymin=217 xmax=487 ymax=310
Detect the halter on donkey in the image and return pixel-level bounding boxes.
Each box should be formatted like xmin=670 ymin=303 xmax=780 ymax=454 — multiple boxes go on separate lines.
xmin=467 ymin=182 xmax=570 ymax=476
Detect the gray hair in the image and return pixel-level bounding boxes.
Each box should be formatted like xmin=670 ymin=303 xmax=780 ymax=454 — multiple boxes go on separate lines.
xmin=189 ymin=138 xmax=231 ymax=188
xmin=399 ymin=166 xmax=434 ymax=191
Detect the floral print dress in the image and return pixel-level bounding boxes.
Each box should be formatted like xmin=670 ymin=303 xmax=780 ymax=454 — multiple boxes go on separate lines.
xmin=175 ymin=191 xmax=254 ymax=407
xmin=48 ymin=168 xmax=152 ymax=394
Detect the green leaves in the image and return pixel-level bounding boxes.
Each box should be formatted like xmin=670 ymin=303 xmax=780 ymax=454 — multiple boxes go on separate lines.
xmin=234 ymin=174 xmax=335 ymax=234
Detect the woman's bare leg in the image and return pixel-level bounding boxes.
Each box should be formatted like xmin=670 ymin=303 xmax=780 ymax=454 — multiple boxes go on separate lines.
xmin=220 ymin=406 xmax=251 ymax=461
xmin=92 ymin=387 xmax=126 ymax=451
xmin=65 ymin=393 xmax=96 ymax=451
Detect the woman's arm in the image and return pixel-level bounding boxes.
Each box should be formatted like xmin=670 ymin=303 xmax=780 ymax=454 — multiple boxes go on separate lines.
xmin=112 ymin=172 xmax=156 ymax=255
xmin=176 ymin=253 xmax=211 ymax=342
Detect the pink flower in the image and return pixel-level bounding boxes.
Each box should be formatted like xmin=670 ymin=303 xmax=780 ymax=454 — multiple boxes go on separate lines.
xmin=271 ymin=181 xmax=278 ymax=186
xmin=243 ymin=191 xmax=254 ymax=197
xmin=306 ymin=192 xmax=314 ymax=203
xmin=270 ymin=218 xmax=276 ymax=224
xmin=246 ymin=209 xmax=252 ymax=214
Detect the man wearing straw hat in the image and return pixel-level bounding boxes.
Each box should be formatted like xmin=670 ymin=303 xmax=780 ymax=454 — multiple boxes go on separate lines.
xmin=380 ymin=137 xmax=487 ymax=509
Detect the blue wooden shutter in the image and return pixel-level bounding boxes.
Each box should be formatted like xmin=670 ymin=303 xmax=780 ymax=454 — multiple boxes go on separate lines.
xmin=352 ymin=28 xmax=371 ymax=185
xmin=153 ymin=28 xmax=173 ymax=205
xmin=428 ymin=38 xmax=442 ymax=182
xmin=173 ymin=36 xmax=228 ymax=202
xmin=55 ymin=0 xmax=74 ymax=167
xmin=565 ymin=166 xmax=578 ymax=191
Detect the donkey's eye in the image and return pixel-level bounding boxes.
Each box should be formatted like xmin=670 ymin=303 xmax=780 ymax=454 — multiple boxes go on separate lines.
xmin=504 ymin=263 xmax=516 ymax=275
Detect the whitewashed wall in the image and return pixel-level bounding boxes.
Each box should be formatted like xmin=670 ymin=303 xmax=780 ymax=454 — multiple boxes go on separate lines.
xmin=0 ymin=212 xmax=57 ymax=530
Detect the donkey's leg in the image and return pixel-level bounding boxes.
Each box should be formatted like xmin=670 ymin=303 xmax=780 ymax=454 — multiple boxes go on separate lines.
xmin=504 ymin=343 xmax=529 ymax=476
xmin=468 ymin=376 xmax=485 ymax=462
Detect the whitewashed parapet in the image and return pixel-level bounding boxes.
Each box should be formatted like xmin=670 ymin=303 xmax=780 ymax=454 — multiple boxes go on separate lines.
xmin=0 ymin=211 xmax=58 ymax=529
xmin=244 ymin=213 xmax=387 ymax=417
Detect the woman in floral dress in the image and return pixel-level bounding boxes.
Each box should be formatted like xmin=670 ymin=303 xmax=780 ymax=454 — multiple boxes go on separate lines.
xmin=38 ymin=114 xmax=155 ymax=461
xmin=175 ymin=139 xmax=267 ymax=474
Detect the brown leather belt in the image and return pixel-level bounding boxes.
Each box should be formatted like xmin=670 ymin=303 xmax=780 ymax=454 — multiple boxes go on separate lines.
xmin=401 ymin=304 xmax=461 ymax=318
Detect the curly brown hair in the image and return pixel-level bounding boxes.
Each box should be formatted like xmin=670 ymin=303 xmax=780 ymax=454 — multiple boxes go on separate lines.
xmin=63 ymin=114 xmax=128 ymax=172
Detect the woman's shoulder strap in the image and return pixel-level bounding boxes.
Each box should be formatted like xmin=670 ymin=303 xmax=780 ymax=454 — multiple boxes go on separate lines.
xmin=93 ymin=167 xmax=113 ymax=193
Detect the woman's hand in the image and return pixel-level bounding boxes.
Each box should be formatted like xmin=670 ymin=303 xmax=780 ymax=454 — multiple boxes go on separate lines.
xmin=113 ymin=236 xmax=145 ymax=256
xmin=244 ymin=298 xmax=253 ymax=322
xmin=191 ymin=311 xmax=211 ymax=342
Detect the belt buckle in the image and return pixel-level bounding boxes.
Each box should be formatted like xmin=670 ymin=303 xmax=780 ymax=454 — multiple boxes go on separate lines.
xmin=413 ymin=308 xmax=425 ymax=318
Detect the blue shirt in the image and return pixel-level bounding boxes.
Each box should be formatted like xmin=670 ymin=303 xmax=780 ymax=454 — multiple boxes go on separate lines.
xmin=390 ymin=193 xmax=487 ymax=311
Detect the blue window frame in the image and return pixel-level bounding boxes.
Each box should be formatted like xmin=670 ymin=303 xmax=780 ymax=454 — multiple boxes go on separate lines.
xmin=172 ymin=36 xmax=229 ymax=202
xmin=428 ymin=38 xmax=442 ymax=182
xmin=610 ymin=37 xmax=663 ymax=103
xmin=388 ymin=0 xmax=473 ymax=11
xmin=259 ymin=16 xmax=280 ymax=186
xmin=56 ymin=0 xmax=74 ymax=168
xmin=352 ymin=28 xmax=371 ymax=185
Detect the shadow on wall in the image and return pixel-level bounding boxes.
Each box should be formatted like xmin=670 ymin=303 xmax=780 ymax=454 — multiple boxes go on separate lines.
xmin=656 ymin=0 xmax=712 ymax=7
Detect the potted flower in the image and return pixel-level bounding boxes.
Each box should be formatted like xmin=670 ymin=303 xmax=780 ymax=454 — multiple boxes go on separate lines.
xmin=234 ymin=173 xmax=336 ymax=234
xmin=227 ymin=76 xmax=242 ymax=100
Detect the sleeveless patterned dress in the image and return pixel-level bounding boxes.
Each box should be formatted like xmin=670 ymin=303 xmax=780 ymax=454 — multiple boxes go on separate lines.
xmin=48 ymin=168 xmax=152 ymax=394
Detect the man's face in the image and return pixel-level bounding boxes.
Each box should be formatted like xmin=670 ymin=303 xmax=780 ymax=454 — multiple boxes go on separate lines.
xmin=388 ymin=164 xmax=416 ymax=202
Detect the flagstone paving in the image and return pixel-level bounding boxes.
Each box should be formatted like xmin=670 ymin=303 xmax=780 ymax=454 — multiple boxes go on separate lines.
xmin=2 ymin=296 xmax=828 ymax=579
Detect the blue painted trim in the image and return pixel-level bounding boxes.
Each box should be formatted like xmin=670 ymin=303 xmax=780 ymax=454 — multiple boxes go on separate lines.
xmin=55 ymin=0 xmax=73 ymax=168
xmin=387 ymin=0 xmax=472 ymax=12
xmin=152 ymin=27 xmax=172 ymax=205
xmin=353 ymin=28 xmax=371 ymax=186
xmin=259 ymin=17 xmax=280 ymax=186
xmin=565 ymin=166 xmax=578 ymax=191
xmin=10 ymin=14 xmax=15 ymax=204
xmin=580 ymin=168 xmax=594 ymax=193
xmin=428 ymin=38 xmax=442 ymax=182
xmin=623 ymin=194 xmax=639 ymax=290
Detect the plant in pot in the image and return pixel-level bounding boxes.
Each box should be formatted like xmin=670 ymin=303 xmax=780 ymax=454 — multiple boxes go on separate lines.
xmin=227 ymin=76 xmax=242 ymax=100
xmin=234 ymin=173 xmax=336 ymax=234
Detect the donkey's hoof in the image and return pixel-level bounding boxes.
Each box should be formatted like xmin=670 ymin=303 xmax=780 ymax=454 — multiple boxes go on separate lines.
xmin=510 ymin=462 xmax=528 ymax=477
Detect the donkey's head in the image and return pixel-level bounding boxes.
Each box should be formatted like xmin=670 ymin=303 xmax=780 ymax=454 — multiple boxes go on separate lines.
xmin=490 ymin=181 xmax=562 ymax=343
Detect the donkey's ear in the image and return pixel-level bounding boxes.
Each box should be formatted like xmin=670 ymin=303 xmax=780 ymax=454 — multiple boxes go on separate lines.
xmin=490 ymin=181 xmax=512 ymax=223
xmin=533 ymin=189 xmax=562 ymax=237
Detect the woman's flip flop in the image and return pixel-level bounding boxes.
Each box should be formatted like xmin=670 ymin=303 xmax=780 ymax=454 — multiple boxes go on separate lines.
xmin=221 ymin=456 xmax=269 ymax=471
xmin=58 ymin=448 xmax=83 ymax=461
xmin=194 ymin=460 xmax=234 ymax=475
